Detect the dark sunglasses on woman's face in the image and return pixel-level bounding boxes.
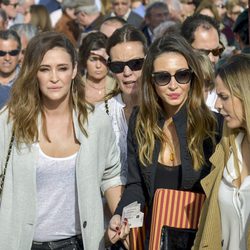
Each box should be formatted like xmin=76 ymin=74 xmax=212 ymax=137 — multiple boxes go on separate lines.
xmin=152 ymin=69 xmax=193 ymax=86
xmin=0 ymin=49 xmax=20 ymax=57
xmin=108 ymin=58 xmax=144 ymax=74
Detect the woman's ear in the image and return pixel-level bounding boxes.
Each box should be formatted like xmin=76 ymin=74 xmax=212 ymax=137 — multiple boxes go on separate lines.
xmin=72 ymin=62 xmax=78 ymax=79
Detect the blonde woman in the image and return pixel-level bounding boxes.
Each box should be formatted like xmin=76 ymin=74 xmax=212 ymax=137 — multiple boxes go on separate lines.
xmin=193 ymin=54 xmax=250 ymax=250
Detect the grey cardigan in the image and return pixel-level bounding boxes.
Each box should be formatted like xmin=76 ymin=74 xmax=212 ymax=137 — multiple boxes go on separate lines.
xmin=0 ymin=108 xmax=123 ymax=250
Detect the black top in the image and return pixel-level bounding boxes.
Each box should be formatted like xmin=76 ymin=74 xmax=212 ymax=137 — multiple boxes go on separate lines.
xmin=115 ymin=104 xmax=223 ymax=249
xmin=154 ymin=162 xmax=181 ymax=191
xmin=116 ymin=105 xmax=223 ymax=216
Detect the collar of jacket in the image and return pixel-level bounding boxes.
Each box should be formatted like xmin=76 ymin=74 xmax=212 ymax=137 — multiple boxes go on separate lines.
xmin=37 ymin=108 xmax=92 ymax=146
xmin=201 ymin=143 xmax=225 ymax=198
xmin=143 ymin=104 xmax=202 ymax=204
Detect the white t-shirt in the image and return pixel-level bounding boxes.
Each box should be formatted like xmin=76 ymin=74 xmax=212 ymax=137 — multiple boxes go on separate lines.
xmin=33 ymin=144 xmax=81 ymax=242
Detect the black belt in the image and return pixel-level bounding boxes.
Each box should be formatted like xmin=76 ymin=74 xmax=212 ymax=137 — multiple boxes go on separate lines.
xmin=32 ymin=235 xmax=83 ymax=250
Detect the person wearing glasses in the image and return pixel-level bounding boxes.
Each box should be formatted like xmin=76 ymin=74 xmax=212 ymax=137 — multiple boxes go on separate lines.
xmin=181 ymin=14 xmax=224 ymax=112
xmin=193 ymin=54 xmax=250 ymax=250
xmin=0 ymin=31 xmax=123 ymax=250
xmin=0 ymin=29 xmax=21 ymax=108
xmin=106 ymin=33 xmax=223 ymax=249
xmin=99 ymin=24 xmax=147 ymax=190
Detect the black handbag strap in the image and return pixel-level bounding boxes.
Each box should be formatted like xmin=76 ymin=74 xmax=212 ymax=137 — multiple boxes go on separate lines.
xmin=0 ymin=132 xmax=14 ymax=195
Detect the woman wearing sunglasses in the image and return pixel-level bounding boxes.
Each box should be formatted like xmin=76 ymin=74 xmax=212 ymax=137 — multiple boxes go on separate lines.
xmin=107 ymin=33 xmax=223 ymax=249
xmin=193 ymin=54 xmax=250 ymax=250
xmin=99 ymin=24 xmax=147 ymax=187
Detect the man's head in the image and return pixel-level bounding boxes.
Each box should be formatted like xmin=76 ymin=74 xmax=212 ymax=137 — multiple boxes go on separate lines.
xmin=181 ymin=14 xmax=222 ymax=65
xmin=145 ymin=1 xmax=169 ymax=31
xmin=233 ymin=8 xmax=249 ymax=49
xmin=0 ymin=0 xmax=19 ymax=19
xmin=111 ymin=0 xmax=131 ymax=17
xmin=99 ymin=16 xmax=126 ymax=37
xmin=75 ymin=0 xmax=100 ymax=28
xmin=0 ymin=29 xmax=21 ymax=79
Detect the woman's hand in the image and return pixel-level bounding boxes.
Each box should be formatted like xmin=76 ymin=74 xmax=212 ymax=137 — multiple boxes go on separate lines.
xmin=107 ymin=214 xmax=130 ymax=249
xmin=90 ymin=49 xmax=109 ymax=62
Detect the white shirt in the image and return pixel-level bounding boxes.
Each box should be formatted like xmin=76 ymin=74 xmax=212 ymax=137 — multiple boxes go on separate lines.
xmin=218 ymin=132 xmax=250 ymax=250
xmin=206 ymin=88 xmax=218 ymax=112
xmin=98 ymin=94 xmax=128 ymax=183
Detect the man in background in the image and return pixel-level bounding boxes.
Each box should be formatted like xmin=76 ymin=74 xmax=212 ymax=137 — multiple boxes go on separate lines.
xmin=141 ymin=1 xmax=169 ymax=45
xmin=109 ymin=0 xmax=143 ymax=28
xmin=181 ymin=14 xmax=223 ymax=111
xmin=0 ymin=29 xmax=21 ymax=107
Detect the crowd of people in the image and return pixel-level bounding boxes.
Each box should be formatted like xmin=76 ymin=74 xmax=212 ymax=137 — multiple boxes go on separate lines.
xmin=0 ymin=0 xmax=250 ymax=249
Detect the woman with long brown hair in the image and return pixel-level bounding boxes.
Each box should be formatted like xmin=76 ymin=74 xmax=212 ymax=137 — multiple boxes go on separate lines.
xmin=107 ymin=33 xmax=223 ymax=249
xmin=0 ymin=31 xmax=123 ymax=250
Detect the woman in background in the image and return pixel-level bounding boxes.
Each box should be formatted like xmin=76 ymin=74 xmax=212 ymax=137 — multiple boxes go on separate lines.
xmin=78 ymin=31 xmax=116 ymax=104
xmin=25 ymin=4 xmax=52 ymax=32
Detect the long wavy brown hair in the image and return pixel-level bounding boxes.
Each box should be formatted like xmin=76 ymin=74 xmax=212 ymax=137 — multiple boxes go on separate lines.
xmin=7 ymin=31 xmax=93 ymax=145
xmin=136 ymin=33 xmax=217 ymax=170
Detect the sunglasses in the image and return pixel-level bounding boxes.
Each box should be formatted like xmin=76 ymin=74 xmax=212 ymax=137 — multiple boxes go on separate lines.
xmin=152 ymin=69 xmax=193 ymax=86
xmin=197 ymin=47 xmax=224 ymax=57
xmin=108 ymin=58 xmax=144 ymax=74
xmin=0 ymin=49 xmax=20 ymax=57
xmin=216 ymin=4 xmax=225 ymax=8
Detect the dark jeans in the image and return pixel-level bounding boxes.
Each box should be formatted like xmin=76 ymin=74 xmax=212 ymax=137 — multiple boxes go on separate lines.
xmin=31 ymin=235 xmax=83 ymax=250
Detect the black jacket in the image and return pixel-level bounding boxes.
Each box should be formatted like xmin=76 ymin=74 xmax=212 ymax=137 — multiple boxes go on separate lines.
xmin=115 ymin=105 xmax=223 ymax=215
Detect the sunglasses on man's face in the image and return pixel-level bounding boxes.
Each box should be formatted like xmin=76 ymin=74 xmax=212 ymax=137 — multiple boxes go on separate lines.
xmin=152 ymin=69 xmax=193 ymax=86
xmin=197 ymin=47 xmax=224 ymax=57
xmin=0 ymin=49 xmax=20 ymax=57
xmin=216 ymin=4 xmax=225 ymax=8
xmin=108 ymin=58 xmax=144 ymax=74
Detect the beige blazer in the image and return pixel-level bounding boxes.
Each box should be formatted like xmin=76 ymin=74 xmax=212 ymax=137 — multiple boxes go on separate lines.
xmin=193 ymin=142 xmax=250 ymax=250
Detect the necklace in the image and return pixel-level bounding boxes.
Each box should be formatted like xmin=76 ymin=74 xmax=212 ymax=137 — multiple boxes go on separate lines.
xmin=86 ymin=81 xmax=106 ymax=95
xmin=163 ymin=118 xmax=175 ymax=163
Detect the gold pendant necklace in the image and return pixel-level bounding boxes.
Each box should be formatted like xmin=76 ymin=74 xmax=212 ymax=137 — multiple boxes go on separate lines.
xmin=170 ymin=152 xmax=174 ymax=162
xmin=86 ymin=80 xmax=105 ymax=95
xmin=163 ymin=118 xmax=175 ymax=163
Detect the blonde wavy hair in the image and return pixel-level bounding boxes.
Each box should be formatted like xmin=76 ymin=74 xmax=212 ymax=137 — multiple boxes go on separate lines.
xmin=136 ymin=34 xmax=217 ymax=170
xmin=216 ymin=54 xmax=250 ymax=186
xmin=6 ymin=31 xmax=93 ymax=145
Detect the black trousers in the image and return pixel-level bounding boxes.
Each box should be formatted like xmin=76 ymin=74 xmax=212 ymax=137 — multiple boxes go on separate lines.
xmin=31 ymin=235 xmax=83 ymax=250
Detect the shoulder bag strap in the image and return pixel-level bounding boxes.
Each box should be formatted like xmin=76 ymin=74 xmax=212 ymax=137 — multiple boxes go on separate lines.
xmin=0 ymin=132 xmax=14 ymax=195
xmin=104 ymin=99 xmax=109 ymax=115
